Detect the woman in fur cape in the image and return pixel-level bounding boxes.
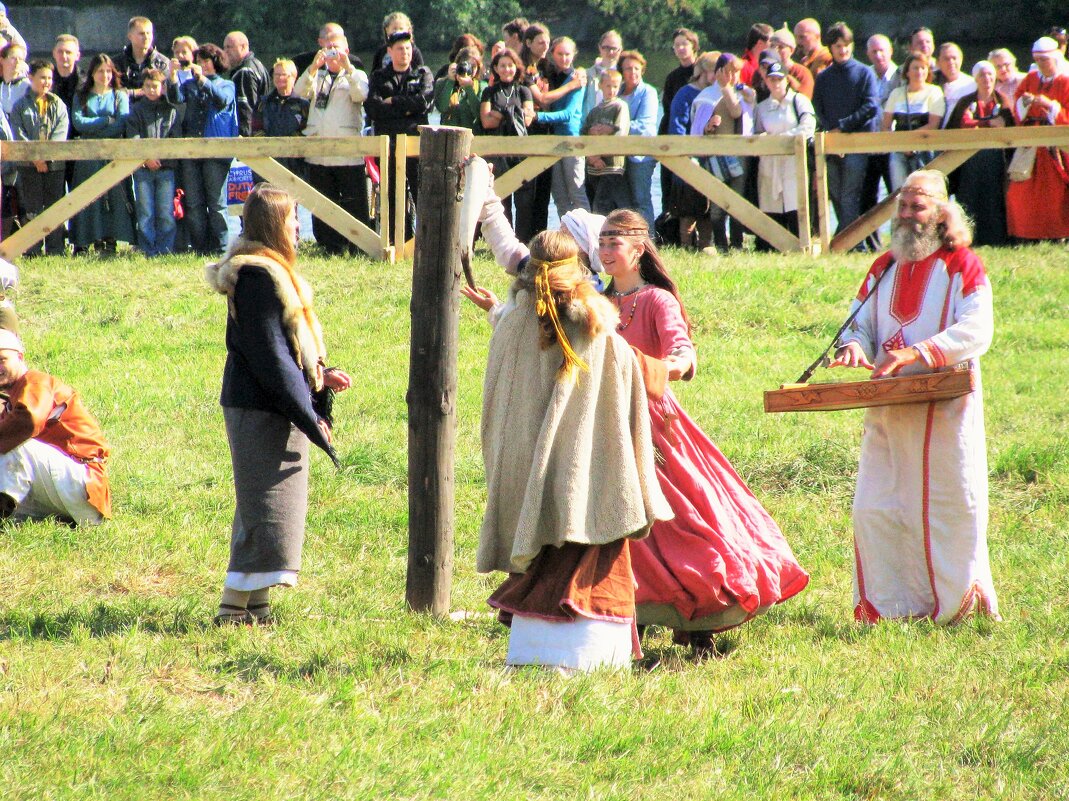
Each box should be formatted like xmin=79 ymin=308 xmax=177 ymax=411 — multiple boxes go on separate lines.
xmin=478 ymin=229 xmax=672 ymax=672
xmin=204 ymin=183 xmax=352 ymax=625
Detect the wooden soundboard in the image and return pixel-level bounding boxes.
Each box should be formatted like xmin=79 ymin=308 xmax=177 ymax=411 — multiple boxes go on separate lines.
xmin=764 ymin=368 xmax=976 ymax=413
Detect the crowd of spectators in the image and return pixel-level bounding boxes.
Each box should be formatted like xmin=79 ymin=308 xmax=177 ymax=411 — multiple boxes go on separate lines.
xmin=0 ymin=6 xmax=1067 ymax=257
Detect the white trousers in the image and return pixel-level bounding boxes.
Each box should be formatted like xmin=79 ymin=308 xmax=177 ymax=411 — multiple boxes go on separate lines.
xmin=0 ymin=439 xmax=102 ymax=525
xmin=506 ymin=614 xmax=633 ymax=671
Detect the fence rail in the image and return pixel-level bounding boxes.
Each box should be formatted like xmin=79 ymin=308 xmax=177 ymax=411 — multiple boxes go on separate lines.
xmin=3 ymin=126 xmax=1066 ymax=261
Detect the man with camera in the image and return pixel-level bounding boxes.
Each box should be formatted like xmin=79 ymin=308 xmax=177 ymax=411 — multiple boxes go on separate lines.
xmin=294 ymin=35 xmax=370 ymax=255
xmin=365 ymin=30 xmax=434 ymax=241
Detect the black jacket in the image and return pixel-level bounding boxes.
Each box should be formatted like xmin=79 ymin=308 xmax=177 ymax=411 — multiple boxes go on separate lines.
xmin=365 ymin=65 xmax=434 ymax=136
xmin=230 ymin=52 xmax=271 ymax=136
xmin=125 ymin=96 xmax=184 ymax=168
xmin=112 ymin=44 xmax=170 ymax=90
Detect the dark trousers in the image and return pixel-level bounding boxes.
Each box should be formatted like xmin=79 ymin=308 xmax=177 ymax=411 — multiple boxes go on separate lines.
xmin=305 ymin=162 xmax=370 ymax=254
xmin=17 ymin=166 xmax=66 ymax=255
xmin=182 ymin=158 xmax=231 ymax=255
xmin=860 ymin=154 xmax=891 ymax=250
xmin=514 ymin=168 xmax=552 ymax=243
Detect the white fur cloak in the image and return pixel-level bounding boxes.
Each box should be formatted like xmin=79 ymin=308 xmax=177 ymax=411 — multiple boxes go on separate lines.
xmin=477 ymin=285 xmax=672 ymax=575
xmin=204 ymin=245 xmax=327 ymax=392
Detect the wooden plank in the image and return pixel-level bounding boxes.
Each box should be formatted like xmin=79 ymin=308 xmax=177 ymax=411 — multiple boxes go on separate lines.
xmin=470 ymin=134 xmax=796 ymax=158
xmin=829 ymin=149 xmax=980 ymax=253
xmin=378 ymin=135 xmax=392 ymax=262
xmin=0 ymin=158 xmax=141 ymax=259
xmin=822 ymin=125 xmax=1069 ymax=155
xmin=243 ymin=157 xmax=382 ymax=258
xmin=793 ymin=134 xmax=812 ymax=254
xmin=813 ymin=133 xmax=831 ymax=253
xmin=660 ymin=155 xmax=801 ymax=253
xmin=393 ymin=134 xmax=408 ymax=255
xmin=493 ymin=156 xmax=559 ymax=199
xmin=406 ymin=126 xmax=472 ymax=615
xmin=0 ymin=136 xmax=385 ymax=162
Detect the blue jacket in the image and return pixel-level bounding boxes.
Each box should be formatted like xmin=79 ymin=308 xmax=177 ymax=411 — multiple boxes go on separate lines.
xmin=620 ymin=81 xmax=658 ymax=162
xmin=536 ymin=69 xmax=584 ymax=136
xmin=173 ymin=74 xmax=238 ymax=138
xmin=812 ymin=58 xmax=880 ymax=133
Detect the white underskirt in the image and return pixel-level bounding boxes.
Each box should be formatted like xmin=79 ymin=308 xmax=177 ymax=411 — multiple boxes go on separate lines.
xmin=224 ymin=570 xmax=298 ymax=591
xmin=506 ymin=614 xmax=633 ymax=671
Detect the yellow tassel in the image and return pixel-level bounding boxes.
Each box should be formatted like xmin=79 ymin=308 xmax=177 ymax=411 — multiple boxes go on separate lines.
xmin=531 ymin=258 xmax=588 ymax=382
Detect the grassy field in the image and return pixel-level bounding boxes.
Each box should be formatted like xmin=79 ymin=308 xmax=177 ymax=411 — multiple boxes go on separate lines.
xmin=1 ymin=242 xmax=1067 ymax=800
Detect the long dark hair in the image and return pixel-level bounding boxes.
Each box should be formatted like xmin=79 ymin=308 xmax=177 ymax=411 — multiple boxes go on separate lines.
xmin=520 ymin=22 xmax=549 ymax=70
xmin=78 ymin=53 xmax=123 ymax=111
xmin=602 ymin=208 xmax=691 ymax=333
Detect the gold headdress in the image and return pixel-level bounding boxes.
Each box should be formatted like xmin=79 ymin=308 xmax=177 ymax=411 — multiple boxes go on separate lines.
xmin=531 ymin=256 xmax=588 ymax=381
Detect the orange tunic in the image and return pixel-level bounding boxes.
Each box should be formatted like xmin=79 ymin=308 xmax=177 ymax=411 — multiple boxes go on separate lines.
xmin=0 ymin=370 xmax=111 ymax=517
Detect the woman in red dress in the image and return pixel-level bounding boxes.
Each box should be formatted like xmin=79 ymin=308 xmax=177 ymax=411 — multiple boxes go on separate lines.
xmin=597 ymin=209 xmax=809 ymax=656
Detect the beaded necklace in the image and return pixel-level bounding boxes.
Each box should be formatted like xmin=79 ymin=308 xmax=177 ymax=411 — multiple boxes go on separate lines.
xmin=613 ymin=283 xmax=646 ymax=331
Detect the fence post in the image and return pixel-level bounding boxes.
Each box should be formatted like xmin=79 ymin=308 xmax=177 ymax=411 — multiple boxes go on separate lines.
xmin=378 ymin=135 xmax=394 ymax=261
xmin=393 ymin=134 xmax=408 ymax=257
xmin=813 ymin=132 xmax=831 ymax=254
xmin=405 ymin=125 xmax=473 ymax=615
xmin=793 ymin=134 xmax=812 ymax=255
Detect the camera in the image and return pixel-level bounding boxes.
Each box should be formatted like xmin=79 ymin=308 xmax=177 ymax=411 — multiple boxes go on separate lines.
xmin=324 ymin=48 xmax=338 ymax=59
xmin=456 ymin=60 xmax=474 ymax=78
xmin=734 ymin=82 xmax=745 ymax=91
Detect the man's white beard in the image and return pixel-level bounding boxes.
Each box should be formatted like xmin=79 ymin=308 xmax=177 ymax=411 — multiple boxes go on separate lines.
xmin=890 ymin=218 xmax=942 ymax=262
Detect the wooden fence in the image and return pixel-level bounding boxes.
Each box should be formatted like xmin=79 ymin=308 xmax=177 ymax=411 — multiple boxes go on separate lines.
xmin=3 ymin=126 xmax=1068 ymax=261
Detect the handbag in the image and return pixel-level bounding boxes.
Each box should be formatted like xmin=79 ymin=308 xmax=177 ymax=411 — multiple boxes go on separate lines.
xmin=1007 ymin=146 xmax=1037 ymax=182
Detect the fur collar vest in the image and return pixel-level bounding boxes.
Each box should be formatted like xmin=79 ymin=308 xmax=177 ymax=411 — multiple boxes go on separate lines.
xmin=205 ymin=243 xmax=326 ymax=391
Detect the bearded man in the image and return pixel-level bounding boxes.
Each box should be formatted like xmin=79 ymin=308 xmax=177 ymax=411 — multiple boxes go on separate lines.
xmin=828 ymin=169 xmax=998 ymax=625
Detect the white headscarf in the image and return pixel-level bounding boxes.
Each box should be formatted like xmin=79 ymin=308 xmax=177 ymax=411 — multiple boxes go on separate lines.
xmin=559 ymin=208 xmax=606 ymax=273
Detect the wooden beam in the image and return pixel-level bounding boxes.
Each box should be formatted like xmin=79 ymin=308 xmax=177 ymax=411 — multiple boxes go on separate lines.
xmin=660 ymin=156 xmax=801 ymax=253
xmin=829 ymin=149 xmax=980 ymax=253
xmin=378 ymin=135 xmax=392 ymax=262
xmin=0 ymin=136 xmax=385 ymax=162
xmin=793 ymin=134 xmax=813 ymax=255
xmin=393 ymin=134 xmax=407 ymax=255
xmin=243 ymin=157 xmax=382 ymax=258
xmin=813 ymin=133 xmax=831 ymax=253
xmin=406 ymin=126 xmax=472 ymax=615
xmin=0 ymin=159 xmax=141 ymax=259
xmin=493 ymin=156 xmax=559 ymax=199
xmin=823 ymin=125 xmax=1069 ymax=154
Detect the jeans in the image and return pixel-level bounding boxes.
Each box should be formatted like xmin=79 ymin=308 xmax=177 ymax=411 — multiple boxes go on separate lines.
xmin=182 ymin=158 xmax=231 ymax=255
xmin=888 ymin=150 xmax=935 ymax=192
xmin=591 ymin=172 xmax=633 ymax=215
xmin=825 ymin=153 xmax=869 ymax=234
xmin=133 ymin=167 xmax=177 ymax=256
xmin=550 ymin=156 xmax=589 ymax=216
xmin=625 ymin=157 xmax=657 ymax=229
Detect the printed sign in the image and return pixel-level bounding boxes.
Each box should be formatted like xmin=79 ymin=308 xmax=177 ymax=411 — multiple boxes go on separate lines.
xmin=227 ymin=163 xmax=254 ymax=206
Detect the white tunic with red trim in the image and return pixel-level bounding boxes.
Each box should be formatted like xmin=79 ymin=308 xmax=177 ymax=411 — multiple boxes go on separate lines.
xmin=840 ymin=245 xmax=999 ymax=625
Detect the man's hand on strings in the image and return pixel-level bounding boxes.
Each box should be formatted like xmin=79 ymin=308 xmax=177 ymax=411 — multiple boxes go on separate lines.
xmin=828 ymin=342 xmax=874 ymax=370
xmin=871 ymin=346 xmax=922 ymax=378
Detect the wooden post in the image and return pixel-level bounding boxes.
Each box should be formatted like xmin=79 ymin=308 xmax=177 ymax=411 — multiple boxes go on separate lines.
xmin=813 ymin=133 xmax=831 ymax=254
xmin=793 ymin=134 xmax=812 ymax=255
xmin=405 ymin=125 xmax=473 ymax=615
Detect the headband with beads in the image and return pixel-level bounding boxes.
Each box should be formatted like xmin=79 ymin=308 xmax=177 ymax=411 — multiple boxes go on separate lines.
xmin=600 ymin=227 xmax=647 ymax=237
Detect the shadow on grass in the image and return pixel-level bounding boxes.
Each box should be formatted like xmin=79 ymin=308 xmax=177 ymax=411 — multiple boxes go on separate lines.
xmin=0 ymin=599 xmax=202 ymax=640
xmin=214 ymin=642 xmax=414 ymax=683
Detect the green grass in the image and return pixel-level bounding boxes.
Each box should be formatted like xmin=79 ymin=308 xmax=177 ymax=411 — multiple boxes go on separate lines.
xmin=1 ymin=242 xmax=1067 ymax=800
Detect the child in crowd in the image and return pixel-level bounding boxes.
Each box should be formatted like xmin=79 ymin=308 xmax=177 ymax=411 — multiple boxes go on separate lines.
xmin=10 ymin=59 xmax=67 ymax=255
xmin=580 ymin=68 xmax=631 ymax=215
xmin=125 ymin=68 xmax=183 ymax=255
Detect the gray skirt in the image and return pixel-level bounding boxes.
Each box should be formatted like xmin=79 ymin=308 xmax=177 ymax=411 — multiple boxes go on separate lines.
xmin=223 ymin=406 xmax=310 ymax=573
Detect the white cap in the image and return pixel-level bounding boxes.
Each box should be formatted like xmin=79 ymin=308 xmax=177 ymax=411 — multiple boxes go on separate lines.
xmin=0 ymin=328 xmax=22 ymax=354
xmin=560 ymin=208 xmax=607 ymax=273
xmin=1033 ymin=37 xmax=1059 ymax=54
xmin=0 ymin=256 xmax=17 ymax=292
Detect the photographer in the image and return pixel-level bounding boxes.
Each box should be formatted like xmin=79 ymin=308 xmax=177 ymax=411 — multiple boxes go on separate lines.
xmin=294 ymin=35 xmax=370 ymax=254
xmin=433 ymin=47 xmax=483 ymax=130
